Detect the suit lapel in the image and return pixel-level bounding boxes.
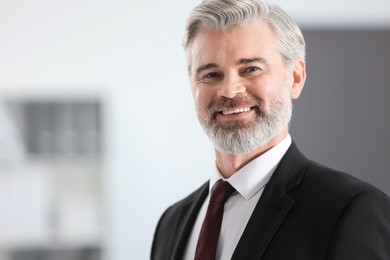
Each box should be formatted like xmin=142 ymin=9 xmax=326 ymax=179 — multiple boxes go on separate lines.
xmin=232 ymin=142 xmax=309 ymax=260
xmin=170 ymin=182 xmax=209 ymax=260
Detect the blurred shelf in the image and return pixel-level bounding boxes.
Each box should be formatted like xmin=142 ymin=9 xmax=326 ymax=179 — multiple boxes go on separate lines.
xmin=0 ymin=97 xmax=105 ymax=260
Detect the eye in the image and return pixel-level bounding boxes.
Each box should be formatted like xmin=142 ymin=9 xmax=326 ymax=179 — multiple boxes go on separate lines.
xmin=200 ymin=72 xmax=223 ymax=83
xmin=204 ymin=72 xmax=221 ymax=79
xmin=243 ymin=66 xmax=260 ymax=73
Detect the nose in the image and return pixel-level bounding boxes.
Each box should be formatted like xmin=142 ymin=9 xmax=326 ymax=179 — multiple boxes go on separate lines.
xmin=217 ymin=73 xmax=246 ymax=99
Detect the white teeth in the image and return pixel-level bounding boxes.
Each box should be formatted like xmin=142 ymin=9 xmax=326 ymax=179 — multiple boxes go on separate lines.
xmin=222 ymin=107 xmax=251 ymax=115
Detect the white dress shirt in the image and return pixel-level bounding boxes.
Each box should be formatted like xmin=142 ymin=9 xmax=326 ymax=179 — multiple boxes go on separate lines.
xmin=183 ymin=134 xmax=292 ymax=260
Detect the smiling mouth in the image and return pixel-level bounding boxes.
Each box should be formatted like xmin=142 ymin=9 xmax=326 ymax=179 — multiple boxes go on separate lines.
xmin=221 ymin=107 xmax=252 ymax=115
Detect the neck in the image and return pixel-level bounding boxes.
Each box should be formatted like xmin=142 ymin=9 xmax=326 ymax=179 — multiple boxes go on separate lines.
xmin=215 ymin=127 xmax=288 ymax=178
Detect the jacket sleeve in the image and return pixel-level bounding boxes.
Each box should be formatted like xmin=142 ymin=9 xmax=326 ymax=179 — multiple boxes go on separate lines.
xmin=328 ymin=188 xmax=390 ymax=260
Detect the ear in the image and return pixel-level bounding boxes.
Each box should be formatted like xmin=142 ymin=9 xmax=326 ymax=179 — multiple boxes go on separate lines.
xmin=290 ymin=60 xmax=306 ymax=100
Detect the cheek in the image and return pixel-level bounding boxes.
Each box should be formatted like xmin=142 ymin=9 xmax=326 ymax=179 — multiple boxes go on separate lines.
xmin=192 ymin=85 xmax=214 ymax=112
xmin=247 ymin=79 xmax=272 ymax=102
xmin=248 ymin=79 xmax=286 ymax=108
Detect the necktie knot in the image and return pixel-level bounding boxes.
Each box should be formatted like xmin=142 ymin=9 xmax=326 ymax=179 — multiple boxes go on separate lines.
xmin=210 ymin=181 xmax=235 ymax=205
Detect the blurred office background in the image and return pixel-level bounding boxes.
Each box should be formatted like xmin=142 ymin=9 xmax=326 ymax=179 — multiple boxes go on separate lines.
xmin=0 ymin=0 xmax=389 ymax=259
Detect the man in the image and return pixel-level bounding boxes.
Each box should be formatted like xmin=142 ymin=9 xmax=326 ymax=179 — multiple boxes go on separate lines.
xmin=151 ymin=0 xmax=390 ymax=259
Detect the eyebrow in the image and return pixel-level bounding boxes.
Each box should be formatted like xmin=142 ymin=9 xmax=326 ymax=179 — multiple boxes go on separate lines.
xmin=238 ymin=57 xmax=269 ymax=66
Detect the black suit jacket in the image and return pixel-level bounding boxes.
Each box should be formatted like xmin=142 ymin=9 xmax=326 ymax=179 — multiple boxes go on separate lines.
xmin=151 ymin=142 xmax=390 ymax=260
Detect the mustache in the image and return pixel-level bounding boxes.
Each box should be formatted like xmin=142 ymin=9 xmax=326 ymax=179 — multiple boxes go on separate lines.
xmin=207 ymin=95 xmax=264 ymax=117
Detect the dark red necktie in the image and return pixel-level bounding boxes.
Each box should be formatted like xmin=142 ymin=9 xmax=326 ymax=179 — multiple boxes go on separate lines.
xmin=195 ymin=180 xmax=236 ymax=260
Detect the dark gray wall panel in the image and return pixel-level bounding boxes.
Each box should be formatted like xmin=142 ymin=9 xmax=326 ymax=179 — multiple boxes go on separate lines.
xmin=291 ymin=30 xmax=390 ymax=196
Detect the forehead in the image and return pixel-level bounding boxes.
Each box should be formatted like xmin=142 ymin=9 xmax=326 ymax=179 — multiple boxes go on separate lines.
xmin=187 ymin=21 xmax=279 ymax=68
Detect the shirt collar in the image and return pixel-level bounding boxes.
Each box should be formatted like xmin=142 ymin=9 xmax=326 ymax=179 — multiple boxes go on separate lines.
xmin=210 ymin=134 xmax=292 ymax=200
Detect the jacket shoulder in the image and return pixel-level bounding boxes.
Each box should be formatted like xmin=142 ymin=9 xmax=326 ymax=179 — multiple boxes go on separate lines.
xmin=151 ymin=182 xmax=208 ymax=260
xmin=301 ymin=162 xmax=390 ymax=258
xmin=302 ymin=160 xmax=382 ymax=198
xmin=162 ymin=181 xmax=209 ymax=219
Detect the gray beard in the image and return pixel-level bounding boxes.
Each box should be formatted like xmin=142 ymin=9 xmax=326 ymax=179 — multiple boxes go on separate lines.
xmin=198 ymin=88 xmax=292 ymax=155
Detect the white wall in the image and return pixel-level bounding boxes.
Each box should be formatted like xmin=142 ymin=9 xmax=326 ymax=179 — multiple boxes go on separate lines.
xmin=274 ymin=0 xmax=390 ymax=28
xmin=0 ymin=1 xmax=389 ymax=259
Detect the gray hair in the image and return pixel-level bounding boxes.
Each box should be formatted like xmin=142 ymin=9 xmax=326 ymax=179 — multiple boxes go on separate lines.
xmin=183 ymin=0 xmax=306 ymax=66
